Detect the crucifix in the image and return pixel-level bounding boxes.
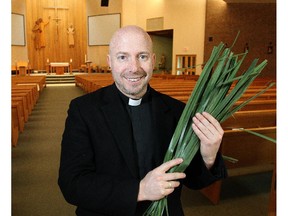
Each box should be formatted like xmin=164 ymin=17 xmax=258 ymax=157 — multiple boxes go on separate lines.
xmin=44 ymin=0 xmax=69 ymax=39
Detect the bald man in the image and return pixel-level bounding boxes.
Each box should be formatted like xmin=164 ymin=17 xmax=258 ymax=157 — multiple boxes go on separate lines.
xmin=58 ymin=25 xmax=227 ymax=216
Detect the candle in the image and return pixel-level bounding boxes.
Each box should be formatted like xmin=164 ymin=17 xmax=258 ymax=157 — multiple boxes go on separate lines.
xmin=85 ymin=54 xmax=87 ymax=62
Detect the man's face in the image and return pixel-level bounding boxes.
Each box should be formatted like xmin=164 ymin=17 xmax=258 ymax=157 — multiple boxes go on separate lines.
xmin=107 ymin=30 xmax=155 ymax=99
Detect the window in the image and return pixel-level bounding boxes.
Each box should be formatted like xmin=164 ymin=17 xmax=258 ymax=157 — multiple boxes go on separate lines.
xmin=176 ymin=55 xmax=196 ymax=75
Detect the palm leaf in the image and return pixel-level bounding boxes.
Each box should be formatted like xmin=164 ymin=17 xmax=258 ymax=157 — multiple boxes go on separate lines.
xmin=144 ymin=39 xmax=273 ymax=216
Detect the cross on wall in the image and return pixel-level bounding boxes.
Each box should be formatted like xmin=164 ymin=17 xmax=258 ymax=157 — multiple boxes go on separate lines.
xmin=44 ymin=0 xmax=69 ymax=38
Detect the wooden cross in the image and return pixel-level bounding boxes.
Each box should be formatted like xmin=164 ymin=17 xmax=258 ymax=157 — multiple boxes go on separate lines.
xmin=44 ymin=0 xmax=68 ymax=38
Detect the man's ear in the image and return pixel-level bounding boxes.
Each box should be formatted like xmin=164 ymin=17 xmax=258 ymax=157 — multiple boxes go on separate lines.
xmin=107 ymin=54 xmax=111 ymax=67
xmin=152 ymin=53 xmax=156 ymax=68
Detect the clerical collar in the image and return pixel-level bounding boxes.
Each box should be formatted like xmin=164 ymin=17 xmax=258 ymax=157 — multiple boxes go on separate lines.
xmin=117 ymin=85 xmax=151 ymax=107
xmin=129 ymin=98 xmax=142 ymax=106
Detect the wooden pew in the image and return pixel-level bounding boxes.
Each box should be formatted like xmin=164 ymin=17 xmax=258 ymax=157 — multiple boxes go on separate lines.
xmin=12 ymin=101 xmax=25 ymax=134
xmin=268 ymin=164 xmax=276 ymax=216
xmin=12 ymin=103 xmax=21 ymax=147
xmin=12 ymin=91 xmax=33 ymax=115
xmin=11 ymin=84 xmax=39 ymax=113
xmin=12 ymin=75 xmax=46 ymax=91
xmin=152 ymin=84 xmax=276 ymax=106
xmin=234 ymin=99 xmax=276 ymax=111
xmin=200 ymin=126 xmax=276 ymax=204
xmin=11 ymin=76 xmax=46 ymax=147
xmin=200 ymin=110 xmax=276 ymax=205
xmin=170 ymin=96 xmax=276 ymax=109
xmin=221 ymin=109 xmax=276 ymax=129
xmin=75 ymin=74 xmax=113 ymax=93
xmin=11 ymin=90 xmax=34 ymax=147
xmin=12 ymin=85 xmax=39 ymax=104
xmin=11 ymin=96 xmax=28 ymax=122
xmin=152 ymin=74 xmax=199 ymax=80
xmin=222 ymin=127 xmax=276 ymax=173
xmin=11 ymin=96 xmax=28 ymax=147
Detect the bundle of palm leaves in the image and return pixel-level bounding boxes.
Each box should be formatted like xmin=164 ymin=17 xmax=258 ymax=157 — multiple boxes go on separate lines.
xmin=144 ymin=40 xmax=275 ymax=216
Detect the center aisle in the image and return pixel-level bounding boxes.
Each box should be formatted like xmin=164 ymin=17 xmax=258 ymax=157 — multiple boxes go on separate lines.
xmin=12 ymin=85 xmax=85 ymax=216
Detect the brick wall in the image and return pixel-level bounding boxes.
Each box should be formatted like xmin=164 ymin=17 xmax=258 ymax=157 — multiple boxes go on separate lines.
xmin=204 ymin=0 xmax=276 ymax=79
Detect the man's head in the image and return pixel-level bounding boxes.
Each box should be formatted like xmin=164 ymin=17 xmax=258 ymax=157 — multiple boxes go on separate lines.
xmin=107 ymin=25 xmax=155 ymax=99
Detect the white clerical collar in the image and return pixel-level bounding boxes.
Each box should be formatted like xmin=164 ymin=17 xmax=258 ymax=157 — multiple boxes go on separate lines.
xmin=128 ymin=98 xmax=142 ymax=106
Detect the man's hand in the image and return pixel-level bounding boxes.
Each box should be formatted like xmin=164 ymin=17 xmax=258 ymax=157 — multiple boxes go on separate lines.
xmin=137 ymin=158 xmax=186 ymax=201
xmin=192 ymin=112 xmax=224 ymax=169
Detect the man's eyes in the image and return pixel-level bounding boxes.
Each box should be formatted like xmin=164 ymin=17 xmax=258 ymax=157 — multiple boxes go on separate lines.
xmin=116 ymin=54 xmax=149 ymax=61
xmin=139 ymin=54 xmax=149 ymax=61
xmin=117 ymin=55 xmax=127 ymax=61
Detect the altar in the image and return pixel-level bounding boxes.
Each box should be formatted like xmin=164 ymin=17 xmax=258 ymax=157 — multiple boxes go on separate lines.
xmin=48 ymin=62 xmax=71 ymax=75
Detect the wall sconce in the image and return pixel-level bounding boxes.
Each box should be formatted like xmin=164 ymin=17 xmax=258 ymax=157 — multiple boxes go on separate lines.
xmin=267 ymin=42 xmax=273 ymax=54
xmin=244 ymin=42 xmax=249 ymax=52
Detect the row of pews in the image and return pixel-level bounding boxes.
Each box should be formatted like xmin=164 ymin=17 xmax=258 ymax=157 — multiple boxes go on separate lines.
xmin=75 ymin=73 xmax=276 ymax=111
xmin=75 ymin=73 xmax=114 ymax=93
xmin=11 ymin=75 xmax=46 ymax=147
xmin=74 ymin=73 xmax=276 ymax=213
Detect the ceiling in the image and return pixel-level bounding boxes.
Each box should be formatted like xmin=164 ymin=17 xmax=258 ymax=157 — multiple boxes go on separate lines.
xmin=224 ymin=0 xmax=276 ymax=3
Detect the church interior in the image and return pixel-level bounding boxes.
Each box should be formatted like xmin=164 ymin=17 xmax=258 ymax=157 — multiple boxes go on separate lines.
xmin=10 ymin=0 xmax=281 ymax=215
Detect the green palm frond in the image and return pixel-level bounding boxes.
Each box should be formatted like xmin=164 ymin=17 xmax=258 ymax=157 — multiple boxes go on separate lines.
xmin=143 ymin=40 xmax=275 ymax=216
xmin=238 ymin=128 xmax=276 ymax=144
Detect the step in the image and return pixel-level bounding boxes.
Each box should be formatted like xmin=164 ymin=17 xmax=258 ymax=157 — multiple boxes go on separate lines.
xmin=44 ymin=74 xmax=75 ymax=85
xmin=46 ymin=79 xmax=75 ymax=83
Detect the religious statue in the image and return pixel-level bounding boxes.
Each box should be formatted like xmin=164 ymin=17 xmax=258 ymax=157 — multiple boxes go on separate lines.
xmin=159 ymin=53 xmax=166 ymax=69
xmin=32 ymin=16 xmax=50 ymax=49
xmin=32 ymin=20 xmax=41 ymax=50
xmin=67 ymin=24 xmax=75 ymax=47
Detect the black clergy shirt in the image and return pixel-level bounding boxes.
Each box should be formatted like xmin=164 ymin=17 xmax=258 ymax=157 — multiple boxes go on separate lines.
xmin=118 ymin=87 xmax=156 ymax=179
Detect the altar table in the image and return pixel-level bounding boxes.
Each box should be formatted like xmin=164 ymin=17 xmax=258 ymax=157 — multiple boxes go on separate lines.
xmin=49 ymin=62 xmax=71 ymax=75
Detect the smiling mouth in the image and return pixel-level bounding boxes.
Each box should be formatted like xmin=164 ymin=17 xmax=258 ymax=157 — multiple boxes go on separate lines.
xmin=125 ymin=76 xmax=145 ymax=82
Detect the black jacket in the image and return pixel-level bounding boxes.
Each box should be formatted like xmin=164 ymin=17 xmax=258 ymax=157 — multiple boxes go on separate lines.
xmin=58 ymin=83 xmax=227 ymax=216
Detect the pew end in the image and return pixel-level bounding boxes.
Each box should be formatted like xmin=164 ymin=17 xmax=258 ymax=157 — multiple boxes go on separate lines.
xmin=200 ymin=126 xmax=276 ymax=205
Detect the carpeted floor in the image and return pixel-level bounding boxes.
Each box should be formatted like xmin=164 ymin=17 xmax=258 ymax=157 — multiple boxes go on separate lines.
xmin=12 ymin=85 xmax=272 ymax=216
